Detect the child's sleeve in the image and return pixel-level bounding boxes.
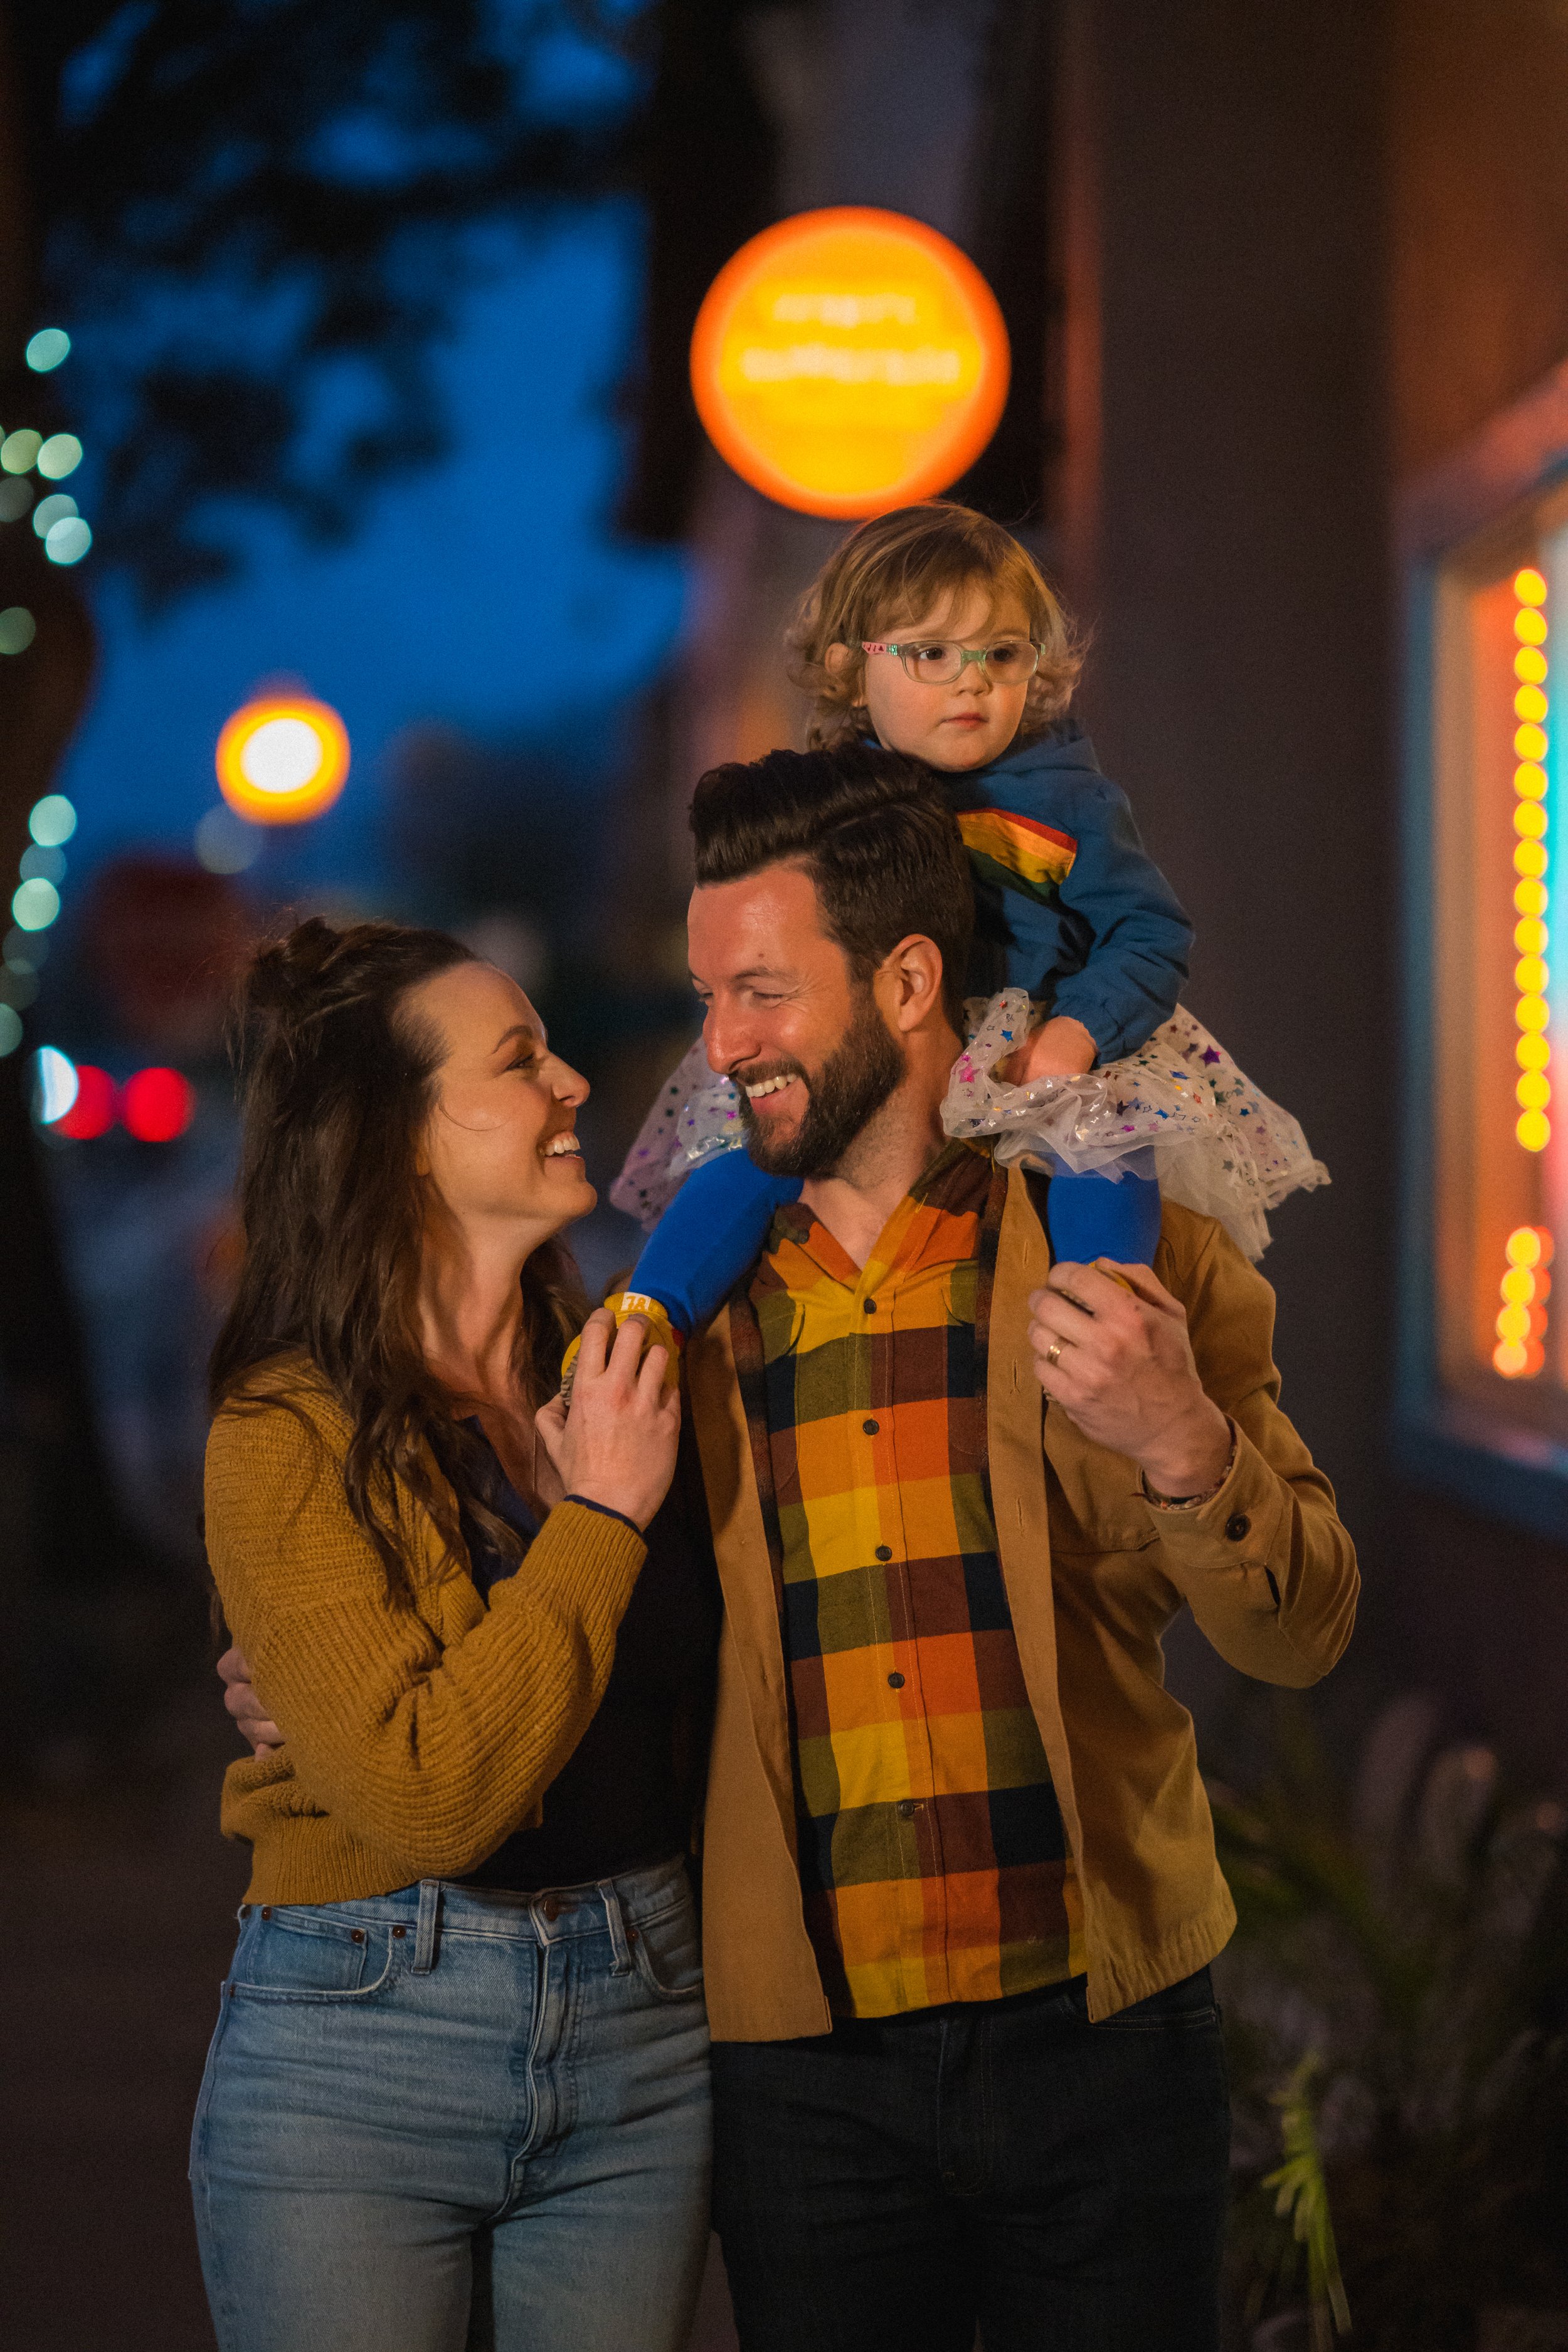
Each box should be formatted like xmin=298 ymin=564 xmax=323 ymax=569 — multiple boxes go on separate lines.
xmin=627 ymin=1148 xmax=802 ymax=1339
xmin=1012 ymin=779 xmax=1192 ymax=1062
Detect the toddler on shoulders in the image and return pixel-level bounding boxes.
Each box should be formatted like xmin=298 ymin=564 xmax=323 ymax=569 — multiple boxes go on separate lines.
xmin=602 ymin=502 xmax=1326 ymax=1371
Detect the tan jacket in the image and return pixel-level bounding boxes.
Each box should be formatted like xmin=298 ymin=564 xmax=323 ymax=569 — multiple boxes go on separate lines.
xmin=686 ymin=1170 xmax=1357 ymax=2035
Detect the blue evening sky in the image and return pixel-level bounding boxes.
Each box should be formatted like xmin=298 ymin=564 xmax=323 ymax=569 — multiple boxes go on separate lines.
xmin=56 ymin=203 xmax=689 ymax=894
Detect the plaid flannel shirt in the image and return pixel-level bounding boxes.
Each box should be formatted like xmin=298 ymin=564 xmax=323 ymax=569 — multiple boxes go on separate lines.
xmin=733 ymin=1141 xmax=1084 ymax=2018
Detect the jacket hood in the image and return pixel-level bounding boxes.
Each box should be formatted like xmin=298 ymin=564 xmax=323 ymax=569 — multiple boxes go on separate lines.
xmin=981 ymin=719 xmax=1103 ymax=787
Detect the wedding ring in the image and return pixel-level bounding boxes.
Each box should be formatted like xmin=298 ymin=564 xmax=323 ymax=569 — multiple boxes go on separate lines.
xmin=1044 ymin=1341 xmax=1064 ymax=1368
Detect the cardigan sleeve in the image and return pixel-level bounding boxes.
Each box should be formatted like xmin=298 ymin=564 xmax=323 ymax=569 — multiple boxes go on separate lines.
xmin=204 ymin=1392 xmax=646 ymax=1877
xmin=1143 ymin=1214 xmax=1359 ymax=1686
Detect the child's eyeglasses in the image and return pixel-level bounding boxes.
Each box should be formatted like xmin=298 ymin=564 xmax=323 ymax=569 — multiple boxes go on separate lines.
xmin=861 ymin=638 xmax=1041 ymax=686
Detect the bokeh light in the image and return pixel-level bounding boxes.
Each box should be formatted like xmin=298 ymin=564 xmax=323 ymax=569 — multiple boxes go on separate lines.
xmin=216 ymin=694 xmax=350 ymax=823
xmin=33 ymin=492 xmax=77 ymax=538
xmin=121 ymin=1066 xmax=196 ymax=1143
xmin=194 ymin=805 xmax=263 ymax=874
xmin=11 ymin=877 xmax=60 ymax=930
xmin=19 ymin=844 xmax=65 ymax=884
xmin=24 ymin=328 xmax=70 ymax=373
xmin=1 ymin=428 xmax=41 ymax=473
xmin=0 ymin=1005 xmax=22 ymax=1056
xmin=44 ymin=516 xmax=92 ymax=565
xmin=0 ymin=478 xmax=32 ymax=521
xmin=33 ymin=1046 xmax=78 ymax=1126
xmin=36 ymin=435 xmax=83 ymax=480
xmin=55 ymin=1066 xmax=116 ymax=1142
xmin=0 ymin=607 xmax=36 ymax=654
xmin=1514 ymin=566 xmax=1549 ymax=606
xmin=29 ymin=794 xmax=76 ymax=846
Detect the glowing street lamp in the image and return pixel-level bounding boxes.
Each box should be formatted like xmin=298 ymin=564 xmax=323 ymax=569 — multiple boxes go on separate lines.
xmin=216 ymin=694 xmax=349 ymax=825
xmin=690 ymin=207 xmax=1010 ymax=520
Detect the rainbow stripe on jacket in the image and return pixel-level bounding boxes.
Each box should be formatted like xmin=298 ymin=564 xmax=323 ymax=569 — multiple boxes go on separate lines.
xmin=955 ymin=805 xmax=1078 ymax=904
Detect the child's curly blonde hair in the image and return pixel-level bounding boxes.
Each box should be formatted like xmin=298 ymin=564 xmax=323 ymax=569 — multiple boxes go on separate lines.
xmin=787 ymin=501 xmax=1083 ymax=751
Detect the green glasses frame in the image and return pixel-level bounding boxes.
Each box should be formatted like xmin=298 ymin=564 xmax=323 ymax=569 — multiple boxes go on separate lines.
xmin=861 ymin=638 xmax=1042 ymax=686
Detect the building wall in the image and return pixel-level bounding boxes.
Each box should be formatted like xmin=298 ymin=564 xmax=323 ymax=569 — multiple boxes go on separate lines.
xmin=1059 ymin=0 xmax=1568 ymax=1784
xmin=1056 ymin=0 xmax=1389 ymax=1533
xmin=1382 ymin=0 xmax=1568 ymax=1787
xmin=1389 ymin=0 xmax=1568 ymax=480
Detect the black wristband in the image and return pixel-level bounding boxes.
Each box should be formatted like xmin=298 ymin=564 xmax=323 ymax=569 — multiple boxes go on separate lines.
xmin=563 ymin=1493 xmax=644 ymax=1537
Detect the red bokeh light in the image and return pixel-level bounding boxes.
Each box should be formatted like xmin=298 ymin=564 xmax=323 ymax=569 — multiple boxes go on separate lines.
xmin=55 ymin=1064 xmax=117 ymax=1140
xmin=121 ymin=1066 xmax=195 ymax=1143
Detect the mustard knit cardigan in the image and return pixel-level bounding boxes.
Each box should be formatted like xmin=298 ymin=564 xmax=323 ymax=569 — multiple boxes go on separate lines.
xmin=204 ymin=1357 xmax=647 ymax=1905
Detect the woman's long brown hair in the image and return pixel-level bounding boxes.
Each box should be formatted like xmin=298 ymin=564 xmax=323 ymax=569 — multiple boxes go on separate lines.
xmin=210 ymin=916 xmax=585 ymax=1597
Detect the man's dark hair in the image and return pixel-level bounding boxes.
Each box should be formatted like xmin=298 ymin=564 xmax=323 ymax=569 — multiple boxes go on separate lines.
xmin=689 ymin=743 xmax=974 ymax=1025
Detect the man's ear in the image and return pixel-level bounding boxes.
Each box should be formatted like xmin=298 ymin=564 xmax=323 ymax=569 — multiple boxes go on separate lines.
xmin=878 ymin=933 xmax=945 ymax=1032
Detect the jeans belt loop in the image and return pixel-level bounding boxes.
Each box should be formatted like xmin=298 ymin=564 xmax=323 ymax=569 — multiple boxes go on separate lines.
xmin=599 ymin=1878 xmax=634 ymax=1976
xmin=411 ymin=1878 xmax=442 ymax=1975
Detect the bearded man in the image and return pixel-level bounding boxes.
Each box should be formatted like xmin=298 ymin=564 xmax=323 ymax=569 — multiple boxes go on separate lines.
xmin=681 ymin=742 xmax=1357 ymax=2352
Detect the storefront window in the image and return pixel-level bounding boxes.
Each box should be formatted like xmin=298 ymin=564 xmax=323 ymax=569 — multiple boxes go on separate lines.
xmin=1408 ymin=459 xmax=1568 ymax=1520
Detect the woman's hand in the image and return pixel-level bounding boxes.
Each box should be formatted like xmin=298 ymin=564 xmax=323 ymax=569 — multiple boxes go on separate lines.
xmin=535 ymin=1309 xmax=681 ymax=1531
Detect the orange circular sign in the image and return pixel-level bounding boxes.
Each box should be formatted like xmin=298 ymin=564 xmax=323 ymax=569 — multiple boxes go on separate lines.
xmin=216 ymin=694 xmax=349 ymax=825
xmin=690 ymin=208 xmax=1010 ymax=519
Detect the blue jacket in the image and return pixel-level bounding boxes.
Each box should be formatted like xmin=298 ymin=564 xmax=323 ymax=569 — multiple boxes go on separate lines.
xmin=944 ymin=724 xmax=1193 ymax=1064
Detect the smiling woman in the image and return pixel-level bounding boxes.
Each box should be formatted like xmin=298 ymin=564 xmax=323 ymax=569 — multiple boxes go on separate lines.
xmin=191 ymin=916 xmax=719 ymax=2352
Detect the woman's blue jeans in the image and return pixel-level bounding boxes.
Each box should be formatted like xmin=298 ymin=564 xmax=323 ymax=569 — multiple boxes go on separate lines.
xmin=191 ymin=1856 xmax=712 ymax=2352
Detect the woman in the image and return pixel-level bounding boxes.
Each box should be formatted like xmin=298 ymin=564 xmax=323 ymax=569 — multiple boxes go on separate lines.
xmin=192 ymin=916 xmax=719 ymax=2352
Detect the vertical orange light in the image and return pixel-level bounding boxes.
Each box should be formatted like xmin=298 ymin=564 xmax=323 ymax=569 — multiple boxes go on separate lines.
xmin=1496 ymin=564 xmax=1553 ymax=1376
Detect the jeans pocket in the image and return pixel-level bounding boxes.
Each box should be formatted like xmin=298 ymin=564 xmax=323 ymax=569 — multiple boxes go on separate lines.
xmin=631 ymin=1892 xmax=706 ymax=2002
xmin=228 ymin=1904 xmax=397 ymax=2003
xmin=1095 ymin=1964 xmax=1220 ymax=2031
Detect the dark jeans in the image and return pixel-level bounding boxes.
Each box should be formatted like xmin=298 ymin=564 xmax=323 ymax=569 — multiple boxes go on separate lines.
xmin=711 ymin=1966 xmax=1230 ymax=2352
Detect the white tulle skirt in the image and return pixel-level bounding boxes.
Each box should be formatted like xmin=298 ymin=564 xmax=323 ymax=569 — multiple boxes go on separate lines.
xmin=612 ymin=993 xmax=1329 ymax=1263
xmin=941 ymin=991 xmax=1328 ymax=1261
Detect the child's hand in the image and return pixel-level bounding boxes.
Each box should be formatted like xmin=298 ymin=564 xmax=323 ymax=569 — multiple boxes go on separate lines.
xmin=1000 ymin=1014 xmax=1098 ymax=1086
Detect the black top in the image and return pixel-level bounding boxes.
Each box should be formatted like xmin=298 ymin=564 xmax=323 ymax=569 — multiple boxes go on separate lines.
xmin=455 ymin=1419 xmax=721 ymax=1893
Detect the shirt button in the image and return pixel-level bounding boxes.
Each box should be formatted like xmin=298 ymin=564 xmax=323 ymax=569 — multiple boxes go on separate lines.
xmin=862 ymin=1298 xmax=877 ymax=1314
xmin=887 ymin=1671 xmax=905 ymax=1690
xmin=875 ymin=1545 xmax=893 ymax=1562
xmin=862 ymin=1418 xmax=880 ymax=1436
xmin=896 ymin=1799 xmax=918 ymax=1818
xmin=1225 ymin=1513 xmax=1250 ymax=1542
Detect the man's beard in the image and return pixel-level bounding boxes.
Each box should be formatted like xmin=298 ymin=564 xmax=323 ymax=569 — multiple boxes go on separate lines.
xmin=739 ymin=988 xmax=906 ymax=1179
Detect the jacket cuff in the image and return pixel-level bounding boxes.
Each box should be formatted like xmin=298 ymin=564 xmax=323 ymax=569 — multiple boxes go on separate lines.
xmin=1136 ymin=1422 xmax=1289 ymax=1605
xmin=1046 ymin=980 xmax=1148 ymax=1064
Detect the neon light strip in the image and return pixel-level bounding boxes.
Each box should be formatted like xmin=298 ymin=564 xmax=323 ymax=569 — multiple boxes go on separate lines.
xmin=1495 ymin=565 xmax=1553 ymax=1377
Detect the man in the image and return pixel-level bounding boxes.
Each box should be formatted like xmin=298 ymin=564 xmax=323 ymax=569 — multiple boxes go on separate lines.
xmin=223 ymin=743 xmax=1355 ymax=2349
xmin=679 ymin=743 xmax=1355 ymax=2351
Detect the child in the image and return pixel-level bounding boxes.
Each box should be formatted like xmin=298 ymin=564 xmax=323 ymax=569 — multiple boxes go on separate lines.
xmin=602 ymin=502 xmax=1326 ymax=1372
